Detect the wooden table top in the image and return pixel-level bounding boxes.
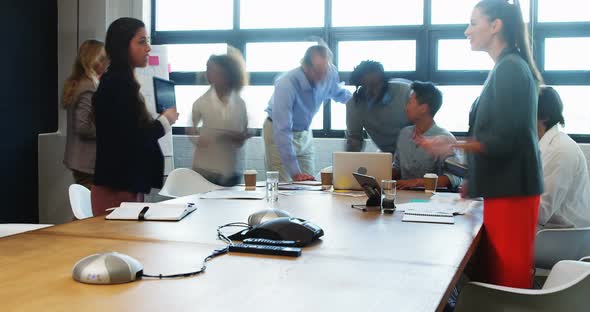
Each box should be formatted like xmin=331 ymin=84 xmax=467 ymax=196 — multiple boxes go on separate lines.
xmin=3 ymin=190 xmax=483 ymax=312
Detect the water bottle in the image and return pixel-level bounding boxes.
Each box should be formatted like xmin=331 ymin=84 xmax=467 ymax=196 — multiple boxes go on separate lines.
xmin=266 ymin=171 xmax=279 ymax=205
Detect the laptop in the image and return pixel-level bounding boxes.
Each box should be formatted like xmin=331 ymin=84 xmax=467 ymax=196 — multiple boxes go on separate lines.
xmin=332 ymin=152 xmax=393 ymax=190
xmin=153 ymin=77 xmax=176 ymax=113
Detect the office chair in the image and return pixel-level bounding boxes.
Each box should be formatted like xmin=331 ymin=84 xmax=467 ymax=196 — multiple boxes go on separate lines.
xmin=69 ymin=184 xmax=93 ymax=219
xmin=535 ymin=227 xmax=590 ymax=271
xmin=455 ymin=260 xmax=590 ymax=312
xmin=158 ymin=168 xmax=222 ymax=198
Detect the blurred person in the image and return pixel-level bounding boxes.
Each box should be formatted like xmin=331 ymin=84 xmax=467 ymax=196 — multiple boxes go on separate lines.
xmin=62 ymin=39 xmax=108 ymax=189
xmin=345 ymin=60 xmax=411 ymax=154
xmin=264 ymin=45 xmax=352 ymax=182
xmin=191 ymin=47 xmax=249 ymax=186
xmin=417 ymin=0 xmax=544 ymax=288
xmin=92 ymin=18 xmax=178 ymax=215
xmin=392 ymin=81 xmax=461 ymax=190
xmin=537 ymin=86 xmax=590 ymax=229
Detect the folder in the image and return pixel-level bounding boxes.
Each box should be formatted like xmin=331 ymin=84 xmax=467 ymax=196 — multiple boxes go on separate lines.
xmin=105 ymin=202 xmax=196 ymax=221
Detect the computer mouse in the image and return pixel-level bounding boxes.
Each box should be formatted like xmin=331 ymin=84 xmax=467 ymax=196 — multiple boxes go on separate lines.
xmin=72 ymin=252 xmax=143 ymax=284
xmin=247 ymin=208 xmax=291 ymax=226
xmin=234 ymin=217 xmax=324 ymax=247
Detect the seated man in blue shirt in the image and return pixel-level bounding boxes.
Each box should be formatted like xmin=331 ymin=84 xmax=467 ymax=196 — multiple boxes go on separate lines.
xmin=393 ymin=81 xmax=461 ymax=190
xmin=346 ymin=60 xmax=411 ymax=155
xmin=264 ymin=45 xmax=352 ymax=182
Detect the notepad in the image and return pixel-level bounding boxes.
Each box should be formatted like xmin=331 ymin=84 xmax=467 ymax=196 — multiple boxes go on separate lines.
xmin=402 ymin=209 xmax=454 ymax=224
xmin=106 ymin=202 xmax=196 ymax=221
xmin=278 ymin=184 xmax=323 ymax=191
xmin=292 ymin=180 xmax=322 ymax=186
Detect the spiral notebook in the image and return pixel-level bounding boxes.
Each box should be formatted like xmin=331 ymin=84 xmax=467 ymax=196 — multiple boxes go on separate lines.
xmin=402 ymin=209 xmax=454 ymax=224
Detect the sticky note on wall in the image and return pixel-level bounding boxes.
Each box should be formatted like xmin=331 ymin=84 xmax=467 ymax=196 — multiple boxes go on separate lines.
xmin=149 ymin=55 xmax=160 ymax=66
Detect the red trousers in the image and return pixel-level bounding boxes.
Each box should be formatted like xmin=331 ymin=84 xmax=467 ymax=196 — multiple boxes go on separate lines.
xmin=91 ymin=185 xmax=144 ymax=216
xmin=476 ymin=195 xmax=540 ymax=288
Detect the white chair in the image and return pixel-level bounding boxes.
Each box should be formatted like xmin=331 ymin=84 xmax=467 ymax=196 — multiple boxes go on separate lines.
xmin=0 ymin=224 xmax=52 ymax=238
xmin=158 ymin=168 xmax=223 ymax=198
xmin=69 ymin=184 xmax=93 ymax=219
xmin=535 ymin=227 xmax=590 ymax=271
xmin=455 ymin=260 xmax=590 ymax=312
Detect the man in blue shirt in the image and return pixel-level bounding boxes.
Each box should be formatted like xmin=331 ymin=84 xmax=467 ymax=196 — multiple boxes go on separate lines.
xmin=393 ymin=81 xmax=461 ymax=190
xmin=264 ymin=45 xmax=352 ymax=181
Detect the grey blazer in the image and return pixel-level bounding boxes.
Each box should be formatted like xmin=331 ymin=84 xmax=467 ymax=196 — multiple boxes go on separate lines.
xmin=467 ymin=48 xmax=543 ymax=198
xmin=63 ymin=78 xmax=97 ymax=174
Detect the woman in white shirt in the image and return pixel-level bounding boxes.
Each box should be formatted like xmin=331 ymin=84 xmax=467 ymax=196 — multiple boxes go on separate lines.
xmin=537 ymin=86 xmax=590 ymax=228
xmin=191 ymin=48 xmax=249 ymax=186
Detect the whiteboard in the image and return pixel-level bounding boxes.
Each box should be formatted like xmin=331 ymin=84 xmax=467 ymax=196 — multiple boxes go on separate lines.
xmin=135 ymin=45 xmax=173 ymax=157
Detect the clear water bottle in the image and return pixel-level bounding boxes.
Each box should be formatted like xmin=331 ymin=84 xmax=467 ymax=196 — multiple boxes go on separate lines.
xmin=266 ymin=171 xmax=279 ymax=205
xmin=381 ymin=180 xmax=397 ymax=214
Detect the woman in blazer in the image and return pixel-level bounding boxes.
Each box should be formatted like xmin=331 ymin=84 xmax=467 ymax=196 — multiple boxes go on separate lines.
xmin=62 ymin=39 xmax=108 ymax=189
xmin=419 ymin=0 xmax=543 ymax=288
xmin=91 ymin=18 xmax=178 ymax=216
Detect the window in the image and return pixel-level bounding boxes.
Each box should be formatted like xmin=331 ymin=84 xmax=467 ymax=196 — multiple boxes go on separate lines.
xmin=337 ymin=40 xmax=416 ymax=72
xmin=435 ymin=86 xmax=483 ymax=133
xmin=332 ymin=0 xmax=423 ymax=27
xmin=155 ymin=0 xmax=233 ymax=31
xmin=538 ymin=0 xmax=590 ymax=22
xmin=240 ymin=86 xmax=274 ymax=128
xmin=544 ymin=37 xmax=590 ymax=71
xmin=551 ymin=86 xmax=590 ymax=134
xmin=437 ymin=39 xmax=493 ymax=71
xmin=240 ymin=0 xmax=324 ymax=29
xmin=166 ymin=44 xmax=228 ymax=72
xmin=174 ymin=85 xmax=209 ymax=127
xmin=246 ymin=42 xmax=316 ymax=72
xmin=154 ymin=0 xmax=590 ymax=137
xmin=431 ymin=0 xmax=530 ymax=24
xmin=331 ymin=86 xmax=357 ymax=130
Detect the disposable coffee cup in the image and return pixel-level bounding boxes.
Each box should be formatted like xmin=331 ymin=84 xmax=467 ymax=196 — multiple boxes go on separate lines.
xmin=244 ymin=170 xmax=257 ymax=190
xmin=423 ymin=173 xmax=438 ymax=193
xmin=320 ymin=168 xmax=333 ymax=190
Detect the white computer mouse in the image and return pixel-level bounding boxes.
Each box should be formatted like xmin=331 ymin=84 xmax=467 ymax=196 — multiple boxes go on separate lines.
xmin=248 ymin=208 xmax=291 ymax=226
xmin=72 ymin=252 xmax=143 ymax=285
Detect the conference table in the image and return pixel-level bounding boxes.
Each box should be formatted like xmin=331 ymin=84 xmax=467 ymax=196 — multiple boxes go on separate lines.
xmin=0 ymin=189 xmax=483 ymax=312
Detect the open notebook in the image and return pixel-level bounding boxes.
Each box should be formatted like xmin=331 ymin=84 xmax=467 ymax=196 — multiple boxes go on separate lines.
xmin=106 ymin=202 xmax=196 ymax=221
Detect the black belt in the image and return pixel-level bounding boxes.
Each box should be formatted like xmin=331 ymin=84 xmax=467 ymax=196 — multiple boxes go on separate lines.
xmin=267 ymin=117 xmax=273 ymax=122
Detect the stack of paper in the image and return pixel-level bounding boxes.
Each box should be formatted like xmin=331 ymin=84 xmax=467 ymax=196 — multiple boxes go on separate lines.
xmin=200 ymin=190 xmax=265 ymax=200
xmin=396 ymin=194 xmax=482 ymax=215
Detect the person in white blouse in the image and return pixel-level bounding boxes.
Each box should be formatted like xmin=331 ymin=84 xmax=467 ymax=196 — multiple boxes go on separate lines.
xmin=537 ymin=86 xmax=590 ymax=228
xmin=191 ymin=48 xmax=250 ymax=186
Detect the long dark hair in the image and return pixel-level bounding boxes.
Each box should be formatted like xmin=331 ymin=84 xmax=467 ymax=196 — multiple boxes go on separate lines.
xmin=476 ymin=0 xmax=543 ymax=84
xmin=104 ymin=17 xmax=152 ymax=126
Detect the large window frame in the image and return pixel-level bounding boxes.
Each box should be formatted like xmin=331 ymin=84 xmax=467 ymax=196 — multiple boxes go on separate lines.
xmin=152 ymin=0 xmax=590 ymax=142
